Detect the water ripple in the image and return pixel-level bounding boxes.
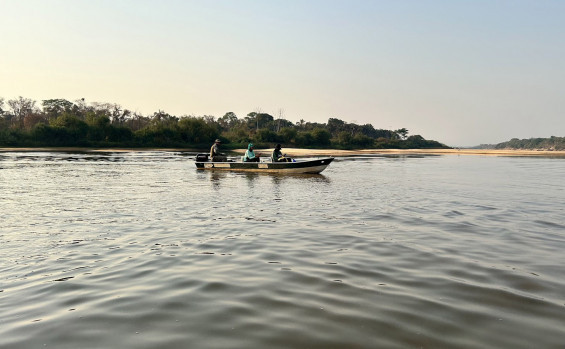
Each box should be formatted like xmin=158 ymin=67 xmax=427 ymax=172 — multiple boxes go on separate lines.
xmin=1 ymin=152 xmax=564 ymax=348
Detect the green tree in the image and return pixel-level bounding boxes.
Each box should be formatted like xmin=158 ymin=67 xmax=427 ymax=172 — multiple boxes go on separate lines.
xmin=107 ymin=126 xmax=133 ymax=143
xmin=149 ymin=111 xmax=178 ymax=129
xmin=0 ymin=98 xmax=8 ymax=131
xmin=23 ymin=113 xmax=47 ymax=130
xmin=311 ymin=128 xmax=331 ymax=146
xmin=278 ymin=127 xmax=297 ymax=143
xmin=51 ymin=113 xmax=87 ymax=129
xmin=0 ymin=128 xmax=26 ymax=145
xmin=246 ymin=112 xmax=274 ymax=130
xmin=0 ymin=97 xmax=5 ymax=117
xmin=42 ymin=99 xmax=74 ymax=121
xmin=256 ymin=129 xmax=279 ymax=143
xmin=8 ymin=96 xmax=37 ymax=129
xmin=218 ymin=112 xmax=238 ymax=130
xmin=32 ymin=124 xmax=56 ymax=144
xmin=395 ymin=128 xmax=409 ymax=140
xmin=222 ymin=126 xmax=250 ymax=144
xmin=85 ymin=113 xmax=110 ymax=128
xmin=351 ymin=134 xmax=374 ymax=147
xmin=124 ymin=112 xmax=149 ymax=132
xmin=335 ymin=131 xmax=352 ymax=145
xmin=178 ymin=117 xmax=219 ymax=144
xmin=295 ymin=131 xmax=313 ymax=146
xmin=50 ymin=113 xmax=89 ymax=145
xmin=327 ymin=118 xmax=346 ymax=134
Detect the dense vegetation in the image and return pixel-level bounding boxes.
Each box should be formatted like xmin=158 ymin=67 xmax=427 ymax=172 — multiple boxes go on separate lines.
xmin=0 ymin=96 xmax=448 ymax=150
xmin=494 ymin=136 xmax=565 ymax=151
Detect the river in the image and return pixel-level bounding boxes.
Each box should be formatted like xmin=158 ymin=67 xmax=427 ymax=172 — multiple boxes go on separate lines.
xmin=1 ymin=151 xmax=564 ymax=348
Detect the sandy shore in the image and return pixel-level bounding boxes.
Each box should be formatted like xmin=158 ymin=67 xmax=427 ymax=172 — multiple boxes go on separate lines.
xmin=2 ymin=147 xmax=565 ymax=157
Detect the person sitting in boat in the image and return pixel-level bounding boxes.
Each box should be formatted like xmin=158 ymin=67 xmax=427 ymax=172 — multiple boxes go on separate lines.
xmin=210 ymin=139 xmax=227 ymax=162
xmin=271 ymin=144 xmax=291 ymax=162
xmin=244 ymin=143 xmax=260 ymax=162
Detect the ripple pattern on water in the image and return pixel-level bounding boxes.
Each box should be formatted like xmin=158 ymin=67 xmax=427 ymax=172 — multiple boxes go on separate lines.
xmin=1 ymin=152 xmax=564 ymax=348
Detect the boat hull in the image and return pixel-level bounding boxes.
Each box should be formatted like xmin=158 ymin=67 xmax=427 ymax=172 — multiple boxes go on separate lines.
xmin=195 ymin=157 xmax=334 ymax=174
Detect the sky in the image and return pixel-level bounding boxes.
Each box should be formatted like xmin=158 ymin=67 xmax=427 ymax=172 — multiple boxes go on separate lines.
xmin=1 ymin=0 xmax=564 ymax=146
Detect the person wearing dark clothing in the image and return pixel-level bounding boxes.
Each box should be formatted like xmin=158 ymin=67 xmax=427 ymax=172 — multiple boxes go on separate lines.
xmin=271 ymin=144 xmax=291 ymax=162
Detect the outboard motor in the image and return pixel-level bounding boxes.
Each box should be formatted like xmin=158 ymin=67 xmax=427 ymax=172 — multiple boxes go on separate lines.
xmin=195 ymin=153 xmax=209 ymax=162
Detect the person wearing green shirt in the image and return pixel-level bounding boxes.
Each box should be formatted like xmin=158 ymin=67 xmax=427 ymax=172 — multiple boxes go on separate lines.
xmin=244 ymin=143 xmax=260 ymax=162
xmin=271 ymin=144 xmax=290 ymax=162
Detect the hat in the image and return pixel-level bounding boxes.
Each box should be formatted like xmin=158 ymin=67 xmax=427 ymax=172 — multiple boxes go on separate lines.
xmin=248 ymin=143 xmax=254 ymax=149
xmin=215 ymin=139 xmax=222 ymax=143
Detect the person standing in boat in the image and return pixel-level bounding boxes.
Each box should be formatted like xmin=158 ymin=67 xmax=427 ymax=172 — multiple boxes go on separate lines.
xmin=272 ymin=144 xmax=291 ymax=162
xmin=244 ymin=143 xmax=260 ymax=162
xmin=210 ymin=139 xmax=227 ymax=162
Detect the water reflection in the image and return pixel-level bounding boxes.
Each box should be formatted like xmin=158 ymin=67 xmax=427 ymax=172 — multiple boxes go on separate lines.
xmin=198 ymin=168 xmax=332 ymax=192
xmin=241 ymin=172 xmax=259 ymax=189
xmin=209 ymin=171 xmax=228 ymax=190
xmin=217 ymin=170 xmax=331 ymax=184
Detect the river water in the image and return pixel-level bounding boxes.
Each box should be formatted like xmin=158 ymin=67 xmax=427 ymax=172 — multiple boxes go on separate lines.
xmin=1 ymin=151 xmax=564 ymax=348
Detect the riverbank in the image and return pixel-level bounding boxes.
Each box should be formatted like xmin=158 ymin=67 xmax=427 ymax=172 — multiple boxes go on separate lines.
xmin=2 ymin=147 xmax=565 ymax=157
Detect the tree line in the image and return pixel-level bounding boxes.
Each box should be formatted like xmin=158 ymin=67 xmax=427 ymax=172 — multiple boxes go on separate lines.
xmin=0 ymin=96 xmax=448 ymax=149
xmin=494 ymin=136 xmax=565 ymax=151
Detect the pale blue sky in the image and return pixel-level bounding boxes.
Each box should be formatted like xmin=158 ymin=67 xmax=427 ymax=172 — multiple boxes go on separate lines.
xmin=1 ymin=0 xmax=564 ymax=146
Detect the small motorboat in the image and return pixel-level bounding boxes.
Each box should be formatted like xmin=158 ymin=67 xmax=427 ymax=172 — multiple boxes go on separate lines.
xmin=194 ymin=154 xmax=334 ymax=174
